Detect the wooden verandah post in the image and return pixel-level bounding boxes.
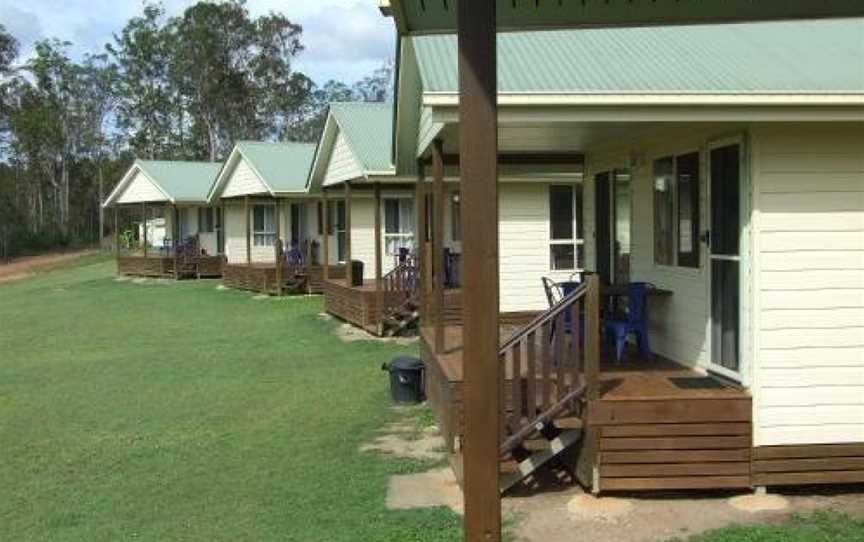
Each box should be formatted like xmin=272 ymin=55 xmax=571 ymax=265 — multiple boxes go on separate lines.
xmin=274 ymin=198 xmax=282 ymax=296
xmin=414 ymin=166 xmax=427 ymax=327
xmin=142 ymin=202 xmax=148 ymax=258
xmin=432 ymin=139 xmax=446 ymax=354
xmin=458 ymin=1 xmax=501 ymax=540
xmin=345 ymin=182 xmax=353 ymax=287
xmin=245 ymin=195 xmax=251 ymax=265
xmin=323 ymin=192 xmax=330 ymax=280
xmin=113 ymin=207 xmax=119 ymax=255
xmin=374 ymin=182 xmax=384 ymax=331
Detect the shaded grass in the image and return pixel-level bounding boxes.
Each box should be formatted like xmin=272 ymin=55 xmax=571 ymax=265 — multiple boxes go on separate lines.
xmin=671 ymin=510 xmax=864 ymax=542
xmin=0 ymin=260 xmax=461 ymax=541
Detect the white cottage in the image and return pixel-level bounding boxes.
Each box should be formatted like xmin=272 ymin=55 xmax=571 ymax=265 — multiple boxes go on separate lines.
xmin=103 ymin=160 xmax=224 ymax=278
xmin=209 ymin=141 xmax=344 ymax=294
xmin=308 ymin=102 xmax=420 ymax=334
xmin=390 ymin=18 xmax=864 ymax=491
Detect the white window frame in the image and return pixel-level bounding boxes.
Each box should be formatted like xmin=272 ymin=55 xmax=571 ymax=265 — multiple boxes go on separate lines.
xmin=549 ymin=184 xmax=584 ymax=272
xmin=252 ymin=204 xmax=276 ymax=248
xmin=383 ymin=198 xmax=415 ymax=257
xmin=652 ymin=149 xmax=703 ymax=271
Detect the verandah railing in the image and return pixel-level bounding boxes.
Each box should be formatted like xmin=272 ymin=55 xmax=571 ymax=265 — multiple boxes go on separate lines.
xmin=383 ymin=256 xmax=418 ymax=292
xmin=498 ymin=274 xmax=601 ymax=455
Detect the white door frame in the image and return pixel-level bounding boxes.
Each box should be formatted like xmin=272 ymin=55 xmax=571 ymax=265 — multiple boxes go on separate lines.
xmin=706 ymin=133 xmax=752 ymax=385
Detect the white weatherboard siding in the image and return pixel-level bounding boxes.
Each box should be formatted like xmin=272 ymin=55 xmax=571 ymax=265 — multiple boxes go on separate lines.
xmin=223 ymin=158 xmax=269 ymax=198
xmin=351 ymin=198 xmax=377 ymax=278
xmin=323 ymin=131 xmax=363 ymax=187
xmin=499 ymin=182 xmax=578 ymax=313
xmin=117 ymin=170 xmax=165 ymax=204
xmin=752 ymin=122 xmax=864 ymax=447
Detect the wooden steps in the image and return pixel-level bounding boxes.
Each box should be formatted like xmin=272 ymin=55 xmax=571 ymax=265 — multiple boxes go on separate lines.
xmin=500 ymin=427 xmax=582 ymax=493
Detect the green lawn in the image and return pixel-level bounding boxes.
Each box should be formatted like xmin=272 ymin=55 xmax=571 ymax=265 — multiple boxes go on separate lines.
xmin=674 ymin=510 xmax=864 ymax=542
xmin=0 ymin=258 xmax=461 ymax=541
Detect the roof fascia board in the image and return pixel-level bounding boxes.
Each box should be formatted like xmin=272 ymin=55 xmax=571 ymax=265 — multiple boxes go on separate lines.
xmin=307 ymin=111 xmax=339 ymax=191
xmin=208 ymin=148 xmax=243 ymax=202
xmin=423 ymin=93 xmax=864 ymax=107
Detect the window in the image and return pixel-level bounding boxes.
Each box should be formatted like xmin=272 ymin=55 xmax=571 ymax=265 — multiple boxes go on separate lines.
xmin=329 ymin=200 xmax=347 ymax=262
xmin=384 ymin=198 xmax=415 ymax=256
xmin=290 ymin=203 xmax=306 ymax=244
xmin=654 ymin=152 xmax=700 ymax=268
xmin=549 ymin=184 xmax=584 ymax=271
xmin=253 ymin=205 xmax=276 ymax=247
xmin=198 ymin=207 xmax=215 ymax=233
xmin=451 ymin=191 xmax=461 ymax=242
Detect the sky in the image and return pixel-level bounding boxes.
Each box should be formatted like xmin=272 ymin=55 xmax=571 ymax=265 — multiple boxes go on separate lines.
xmin=0 ymin=0 xmax=396 ymax=85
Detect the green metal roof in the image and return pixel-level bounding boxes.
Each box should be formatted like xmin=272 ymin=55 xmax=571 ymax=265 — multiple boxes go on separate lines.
xmin=382 ymin=0 xmax=864 ymax=35
xmin=411 ymin=18 xmax=864 ymax=94
xmin=329 ymin=102 xmax=395 ymax=173
xmin=235 ymin=141 xmax=318 ymax=193
xmin=137 ymin=160 xmax=222 ymax=202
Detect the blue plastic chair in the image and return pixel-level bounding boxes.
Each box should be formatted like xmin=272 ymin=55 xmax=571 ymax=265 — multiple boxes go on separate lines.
xmin=606 ymin=282 xmax=652 ymax=362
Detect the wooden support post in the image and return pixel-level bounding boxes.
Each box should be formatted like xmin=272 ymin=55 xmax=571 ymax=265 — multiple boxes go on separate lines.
xmin=274 ymin=198 xmax=282 ymax=296
xmin=374 ymin=182 xmax=384 ymax=329
xmin=245 ymin=195 xmax=251 ymax=265
xmin=415 ymin=172 xmax=427 ymax=327
xmin=113 ymin=207 xmax=119 ymax=254
xmin=306 ymin=201 xmax=314 ymax=265
xmin=323 ymin=192 xmax=330 ymax=280
xmin=172 ymin=204 xmax=179 ymax=279
xmin=432 ymin=139 xmax=446 ymax=354
xmin=142 ymin=202 xmax=148 ymax=258
xmin=458 ymin=1 xmax=501 ymax=540
xmin=345 ymin=182 xmax=353 ymax=287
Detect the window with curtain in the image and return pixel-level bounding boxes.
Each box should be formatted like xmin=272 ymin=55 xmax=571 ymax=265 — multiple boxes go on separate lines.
xmin=253 ymin=205 xmax=276 ymax=247
xmin=549 ymin=184 xmax=584 ymax=271
xmin=384 ymin=198 xmax=415 ymax=256
xmin=654 ymin=152 xmax=700 ymax=268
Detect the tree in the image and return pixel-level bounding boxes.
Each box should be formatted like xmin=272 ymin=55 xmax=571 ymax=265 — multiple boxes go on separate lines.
xmin=107 ymin=3 xmax=177 ymax=159
xmin=169 ymin=0 xmax=311 ymax=160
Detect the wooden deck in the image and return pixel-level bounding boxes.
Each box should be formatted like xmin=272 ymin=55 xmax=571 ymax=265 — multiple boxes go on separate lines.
xmin=222 ymin=263 xmax=345 ymax=295
xmin=323 ymin=278 xmax=413 ymax=335
xmin=116 ymin=255 xmax=224 ymax=279
xmin=420 ymin=324 xmax=756 ymax=493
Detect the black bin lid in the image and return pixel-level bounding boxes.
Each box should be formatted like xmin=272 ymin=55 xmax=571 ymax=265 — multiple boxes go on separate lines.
xmin=387 ymin=356 xmax=423 ymax=372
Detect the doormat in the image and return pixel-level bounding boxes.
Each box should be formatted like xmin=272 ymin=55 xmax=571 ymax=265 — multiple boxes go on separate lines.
xmin=668 ymin=376 xmax=728 ymax=390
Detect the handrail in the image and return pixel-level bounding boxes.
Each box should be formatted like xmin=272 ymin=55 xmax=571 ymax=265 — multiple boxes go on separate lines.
xmin=496 ymin=275 xmax=600 ymax=453
xmin=499 ymin=281 xmax=588 ymax=353
xmin=383 ymin=256 xmax=418 ymax=292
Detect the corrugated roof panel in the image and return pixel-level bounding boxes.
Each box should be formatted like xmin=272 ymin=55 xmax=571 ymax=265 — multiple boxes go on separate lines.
xmin=412 ymin=19 xmax=864 ymax=93
xmin=137 ymin=160 xmax=222 ymax=202
xmin=235 ymin=141 xmax=318 ymax=193
xmin=329 ymin=102 xmax=395 ymax=173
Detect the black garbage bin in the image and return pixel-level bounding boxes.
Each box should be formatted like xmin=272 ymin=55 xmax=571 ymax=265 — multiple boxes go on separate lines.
xmin=351 ymin=260 xmax=364 ymax=287
xmin=382 ymin=357 xmax=424 ymax=404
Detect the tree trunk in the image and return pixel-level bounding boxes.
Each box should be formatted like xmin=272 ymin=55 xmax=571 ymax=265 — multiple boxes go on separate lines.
xmin=98 ymin=161 xmax=105 ymax=249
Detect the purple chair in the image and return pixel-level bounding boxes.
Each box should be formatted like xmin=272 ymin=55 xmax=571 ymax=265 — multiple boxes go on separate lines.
xmin=606 ymin=282 xmax=652 ymax=362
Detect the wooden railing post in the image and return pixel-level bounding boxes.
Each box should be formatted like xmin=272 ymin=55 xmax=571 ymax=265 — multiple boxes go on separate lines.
xmin=585 ymin=274 xmax=601 ymax=401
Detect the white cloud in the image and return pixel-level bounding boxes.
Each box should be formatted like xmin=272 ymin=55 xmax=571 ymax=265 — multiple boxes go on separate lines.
xmin=0 ymin=0 xmax=395 ymax=83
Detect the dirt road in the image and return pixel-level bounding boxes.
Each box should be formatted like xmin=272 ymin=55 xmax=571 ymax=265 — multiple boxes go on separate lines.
xmin=0 ymin=250 xmax=98 ymax=284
